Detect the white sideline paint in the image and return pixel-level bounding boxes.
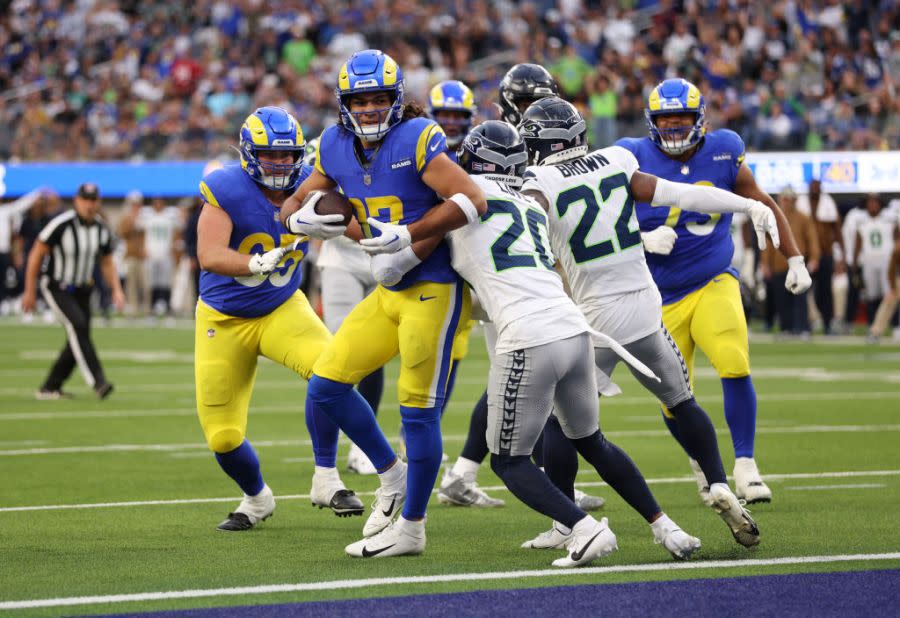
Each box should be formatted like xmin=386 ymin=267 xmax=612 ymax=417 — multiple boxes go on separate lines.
xmin=4 ymin=423 xmax=900 ymax=457
xmin=785 ymin=483 xmax=887 ymax=491
xmin=2 ymin=552 xmax=899 ymax=610
xmin=3 ymin=390 xmax=899 ymax=422
xmin=1 ymin=469 xmax=897 ymax=513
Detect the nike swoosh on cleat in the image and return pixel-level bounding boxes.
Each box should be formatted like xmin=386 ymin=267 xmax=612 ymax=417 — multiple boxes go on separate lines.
xmin=570 ymin=531 xmax=602 ymax=562
xmin=419 ymin=295 xmax=436 ymax=301
xmin=382 ymin=496 xmax=396 ymax=517
xmin=362 ymin=543 xmax=396 ymax=557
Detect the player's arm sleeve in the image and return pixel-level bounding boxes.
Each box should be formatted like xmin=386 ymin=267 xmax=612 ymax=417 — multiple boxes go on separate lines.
xmin=199 ymin=179 xmax=221 ymax=209
xmin=416 ymin=122 xmax=447 ymax=174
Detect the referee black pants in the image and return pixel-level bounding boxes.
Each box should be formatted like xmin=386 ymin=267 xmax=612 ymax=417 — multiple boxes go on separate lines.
xmin=39 ymin=277 xmax=107 ymax=391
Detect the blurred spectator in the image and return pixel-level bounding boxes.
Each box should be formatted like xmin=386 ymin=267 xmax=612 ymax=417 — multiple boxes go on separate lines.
xmin=139 ymin=197 xmax=181 ymax=317
xmin=853 ymin=194 xmax=899 ymax=326
xmin=763 ymin=187 xmax=820 ymax=336
xmin=117 ymin=191 xmax=148 ymax=316
xmin=868 ymin=238 xmax=900 ymax=342
xmin=796 ymin=180 xmax=844 ymax=333
xmin=0 ymin=191 xmax=41 ymax=313
xmin=0 ymin=1 xmax=896 ymax=160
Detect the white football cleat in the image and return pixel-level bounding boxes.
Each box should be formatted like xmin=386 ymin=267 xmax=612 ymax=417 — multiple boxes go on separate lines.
xmin=346 ymin=517 xmax=425 ymax=558
xmin=217 ymin=484 xmax=275 ymax=531
xmin=651 ymin=514 xmax=701 ymax=560
xmin=551 ymin=517 xmax=617 ymax=568
xmin=437 ymin=468 xmax=505 ymax=507
xmin=574 ymin=488 xmax=605 ymax=511
xmin=689 ymin=458 xmax=714 ymax=507
xmin=521 ymin=522 xmax=572 ymax=549
xmin=733 ymin=457 xmax=772 ymax=504
xmin=709 ymin=483 xmax=761 ymax=548
xmin=347 ymin=443 xmax=377 ymax=475
xmin=363 ymin=462 xmax=407 ymax=537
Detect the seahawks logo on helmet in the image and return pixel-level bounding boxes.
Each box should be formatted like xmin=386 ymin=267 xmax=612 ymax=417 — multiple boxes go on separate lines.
xmin=498 ymin=63 xmax=559 ymax=126
xmin=459 ymin=121 xmax=528 ymax=187
xmin=517 ymin=97 xmax=588 ymax=166
xmin=239 ymin=106 xmax=306 ymax=191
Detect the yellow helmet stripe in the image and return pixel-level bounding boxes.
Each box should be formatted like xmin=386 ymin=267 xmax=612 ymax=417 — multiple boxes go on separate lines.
xmin=648 ymin=87 xmax=661 ymax=112
xmin=382 ymin=56 xmax=398 ymax=86
xmin=429 ymin=84 xmax=445 ymax=107
xmin=686 ymin=84 xmax=701 ymax=109
xmin=462 ymin=86 xmax=475 ymax=110
xmin=338 ymin=63 xmax=350 ymax=90
xmin=244 ymin=114 xmax=269 ymax=146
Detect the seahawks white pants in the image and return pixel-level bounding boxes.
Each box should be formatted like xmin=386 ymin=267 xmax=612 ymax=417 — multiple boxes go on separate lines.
xmin=594 ymin=326 xmax=693 ymax=408
xmin=487 ymin=333 xmax=599 ymax=457
xmin=319 ymin=266 xmax=376 ymax=333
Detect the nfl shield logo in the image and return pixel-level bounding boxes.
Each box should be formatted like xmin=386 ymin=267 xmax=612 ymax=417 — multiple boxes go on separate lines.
xmin=207 ymin=329 xmax=215 ymax=338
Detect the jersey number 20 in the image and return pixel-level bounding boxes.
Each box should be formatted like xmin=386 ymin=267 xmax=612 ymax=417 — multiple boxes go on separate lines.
xmin=483 ymin=199 xmax=554 ymax=272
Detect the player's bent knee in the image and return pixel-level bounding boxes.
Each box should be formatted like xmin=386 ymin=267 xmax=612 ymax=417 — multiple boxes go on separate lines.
xmin=207 ymin=427 xmax=244 ymax=454
xmin=307 ymin=374 xmax=353 ymax=405
xmin=711 ymin=343 xmax=750 ymax=378
xmin=490 ymin=453 xmax=527 ymax=478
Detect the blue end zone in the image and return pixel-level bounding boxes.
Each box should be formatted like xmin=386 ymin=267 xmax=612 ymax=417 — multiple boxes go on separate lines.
xmin=97 ymin=569 xmax=900 ymax=617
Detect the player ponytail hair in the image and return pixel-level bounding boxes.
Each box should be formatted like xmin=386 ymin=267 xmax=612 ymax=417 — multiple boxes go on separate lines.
xmin=401 ymin=101 xmax=427 ymax=120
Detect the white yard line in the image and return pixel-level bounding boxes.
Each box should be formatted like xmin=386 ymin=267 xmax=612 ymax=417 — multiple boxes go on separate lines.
xmin=1 ymin=469 xmax=897 ymax=513
xmin=2 ymin=391 xmax=899 ymax=422
xmin=2 ymin=552 xmax=899 ymax=610
xmin=3 ymin=423 xmax=900 ymax=457
xmin=785 ymin=483 xmax=887 ymax=491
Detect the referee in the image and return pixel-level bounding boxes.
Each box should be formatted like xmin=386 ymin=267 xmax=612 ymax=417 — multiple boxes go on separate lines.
xmin=22 ymin=183 xmax=124 ymax=399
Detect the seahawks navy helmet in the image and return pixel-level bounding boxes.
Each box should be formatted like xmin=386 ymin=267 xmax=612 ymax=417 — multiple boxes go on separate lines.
xmin=498 ymin=63 xmax=559 ymax=126
xmin=458 ymin=121 xmax=528 ymax=187
xmin=517 ymin=97 xmax=588 ymax=166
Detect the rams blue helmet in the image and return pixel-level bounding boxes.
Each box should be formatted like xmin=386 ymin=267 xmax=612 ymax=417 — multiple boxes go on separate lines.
xmin=517 ymin=96 xmax=588 ymax=166
xmin=335 ymin=49 xmax=405 ymax=141
xmin=427 ymin=80 xmax=477 ymax=149
xmin=459 ymin=120 xmax=528 ymax=187
xmin=645 ymin=78 xmax=706 ymax=155
xmin=239 ymin=106 xmax=305 ymax=191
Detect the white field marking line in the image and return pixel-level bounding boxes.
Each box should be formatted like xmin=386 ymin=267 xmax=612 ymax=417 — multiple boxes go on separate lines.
xmin=785 ymin=483 xmax=887 ymax=491
xmin=2 ymin=469 xmax=897 ymax=514
xmin=3 ymin=552 xmax=900 ymax=610
xmin=4 ymin=390 xmax=900 ymax=422
xmin=5 ymin=423 xmax=900 ymax=457
xmin=18 ymin=350 xmax=194 ymax=363
xmin=0 ymin=440 xmax=48 ymax=446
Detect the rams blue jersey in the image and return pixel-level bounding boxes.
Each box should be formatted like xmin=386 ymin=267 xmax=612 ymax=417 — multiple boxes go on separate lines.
xmin=315 ymin=117 xmax=458 ymax=290
xmin=198 ymin=164 xmax=311 ymax=318
xmin=616 ymin=130 xmax=745 ymax=304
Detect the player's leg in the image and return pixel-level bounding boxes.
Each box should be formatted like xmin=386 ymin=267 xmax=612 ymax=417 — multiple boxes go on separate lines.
xmin=195 ymin=301 xmax=272 ymax=531
xmin=321 ymin=266 xmax=382 ymax=474
xmin=692 ymin=274 xmax=771 ymax=503
xmin=553 ymin=333 xmax=700 ymax=561
xmin=658 ymin=291 xmax=699 ymax=454
xmin=259 ymin=291 xmax=364 ymax=516
xmin=310 ymin=287 xmax=407 ymax=540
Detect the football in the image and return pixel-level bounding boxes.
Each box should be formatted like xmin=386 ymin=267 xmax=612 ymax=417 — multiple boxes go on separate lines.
xmin=311 ymin=190 xmax=353 ymax=226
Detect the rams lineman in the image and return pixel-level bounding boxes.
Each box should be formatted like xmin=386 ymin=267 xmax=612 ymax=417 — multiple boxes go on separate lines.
xmin=280 ymin=50 xmax=485 ymax=557
xmin=195 ymin=106 xmax=362 ymax=531
xmin=616 ymin=79 xmax=812 ymax=503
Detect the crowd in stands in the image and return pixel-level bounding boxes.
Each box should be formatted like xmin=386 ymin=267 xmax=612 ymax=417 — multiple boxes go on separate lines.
xmin=1 ymin=0 xmax=898 ymax=162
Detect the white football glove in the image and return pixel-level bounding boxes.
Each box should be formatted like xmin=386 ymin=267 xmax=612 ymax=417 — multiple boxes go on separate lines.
xmin=640 ymin=226 xmax=677 ymax=255
xmin=248 ymin=246 xmax=286 ymax=276
xmin=285 ymin=191 xmax=347 ymax=240
xmin=747 ymin=201 xmax=780 ymax=250
xmin=785 ymin=255 xmax=812 ymax=294
xmin=359 ymin=218 xmax=412 ymax=255
xmin=369 ymin=244 xmax=421 ymax=287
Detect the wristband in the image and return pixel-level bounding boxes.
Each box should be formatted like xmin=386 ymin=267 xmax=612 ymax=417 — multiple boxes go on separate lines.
xmin=450 ymin=193 xmax=479 ymax=224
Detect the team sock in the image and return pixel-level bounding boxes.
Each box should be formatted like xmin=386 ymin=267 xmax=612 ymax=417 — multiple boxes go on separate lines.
xmin=541 ymin=415 xmax=578 ymax=501
xmin=305 ymin=393 xmax=339 ymax=468
xmin=307 ymin=375 xmax=396 ymax=471
xmin=451 ymin=457 xmax=481 ymax=484
xmin=572 ymin=430 xmax=661 ymax=522
xmin=721 ymin=376 xmax=757 ymax=459
xmin=215 ymin=440 xmax=264 ymax=496
xmin=491 ymin=453 xmax=585 ymax=529
xmin=668 ymin=398 xmax=727 ymax=485
xmin=400 ymin=405 xmax=443 ymax=520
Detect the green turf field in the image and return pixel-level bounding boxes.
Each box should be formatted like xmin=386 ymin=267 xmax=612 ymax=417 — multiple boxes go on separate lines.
xmin=1 ymin=321 xmax=898 ymax=616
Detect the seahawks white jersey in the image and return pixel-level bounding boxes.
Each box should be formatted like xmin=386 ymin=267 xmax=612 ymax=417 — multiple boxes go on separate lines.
xmin=522 ymin=147 xmax=656 ymax=304
xmin=857 ymin=211 xmax=897 ymax=262
xmin=447 ymin=175 xmax=589 ymax=355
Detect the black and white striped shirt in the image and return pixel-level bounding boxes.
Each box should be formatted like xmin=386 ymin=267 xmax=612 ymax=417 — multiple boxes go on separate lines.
xmin=38 ymin=210 xmax=113 ymax=288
